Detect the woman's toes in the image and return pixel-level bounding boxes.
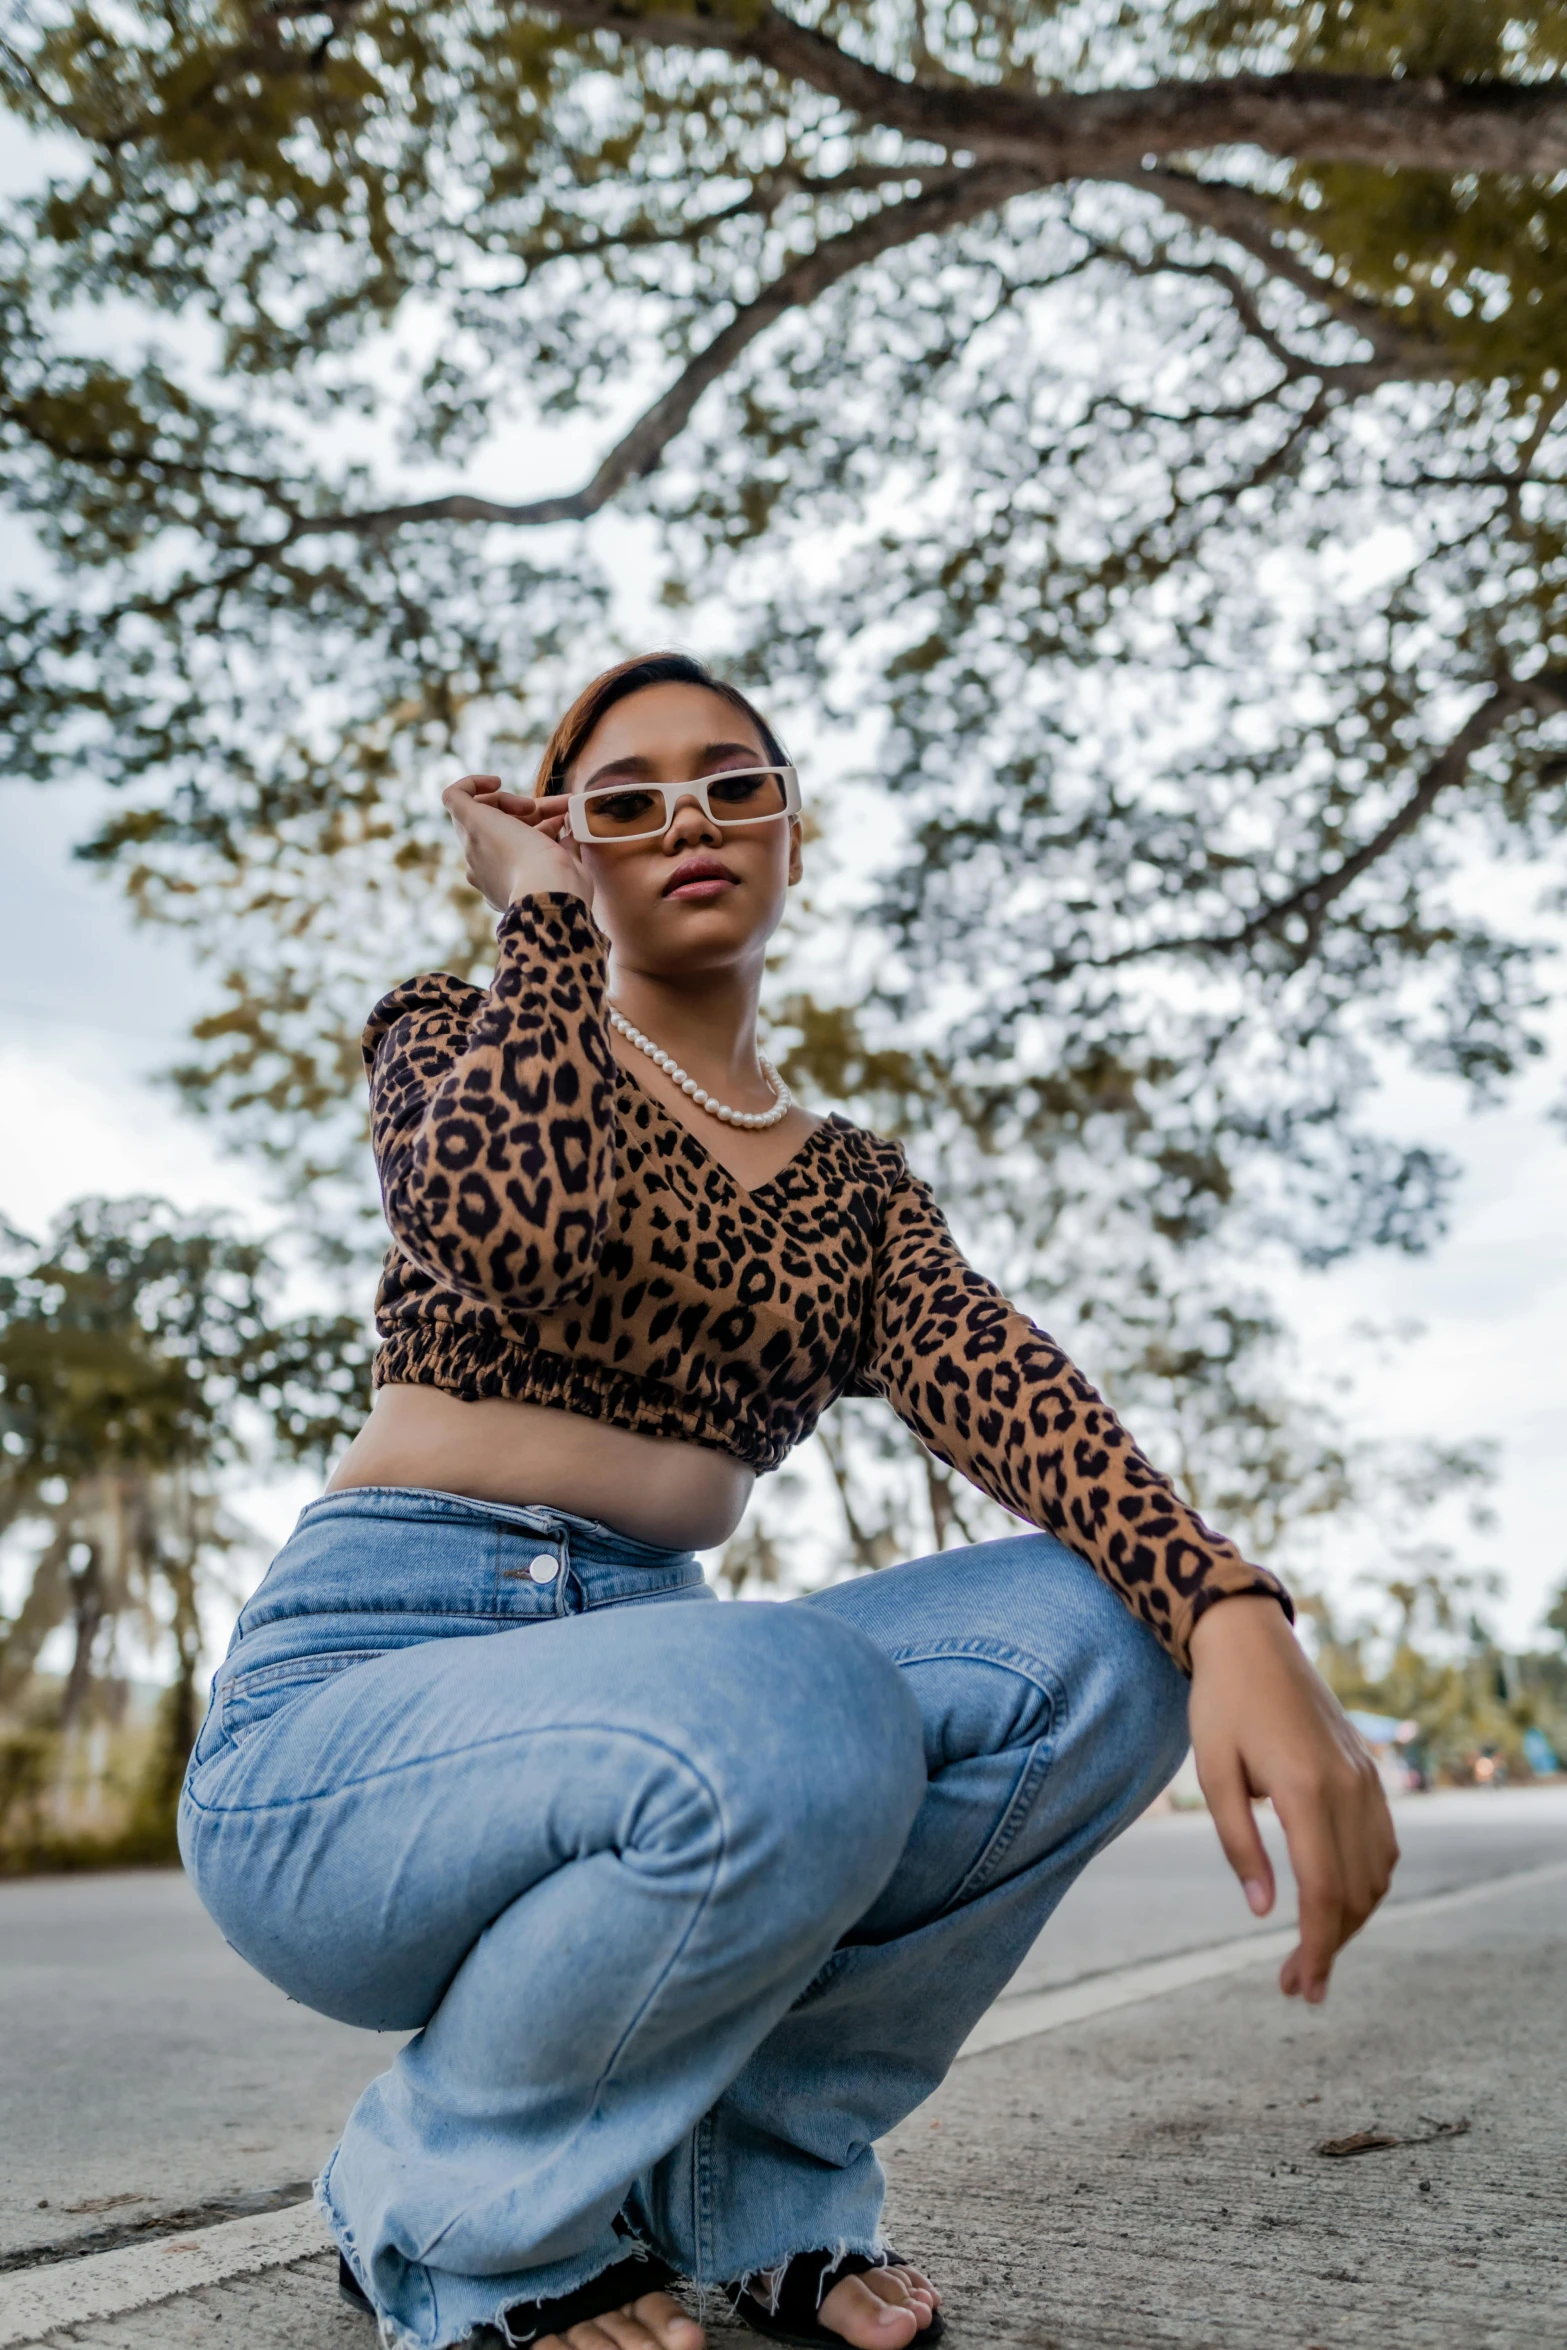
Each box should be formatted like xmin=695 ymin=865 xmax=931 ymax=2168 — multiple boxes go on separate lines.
xmin=635 ymin=2291 xmax=705 ymax=2350
xmin=555 ymin=2294 xmax=702 ymax=2350
xmin=861 ymin=2271 xmax=938 ymax=2327
xmin=603 ymin=2294 xmax=704 ymax=2350
xmin=818 ymin=2275 xmax=920 ymax=2349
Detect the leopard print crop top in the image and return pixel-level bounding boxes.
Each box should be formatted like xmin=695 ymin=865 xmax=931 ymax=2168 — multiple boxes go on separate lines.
xmin=363 ymin=891 xmax=1292 ymax=1669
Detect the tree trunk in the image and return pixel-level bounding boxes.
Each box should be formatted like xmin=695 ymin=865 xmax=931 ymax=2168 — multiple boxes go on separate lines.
xmin=59 ymin=1543 xmax=105 ymax=1734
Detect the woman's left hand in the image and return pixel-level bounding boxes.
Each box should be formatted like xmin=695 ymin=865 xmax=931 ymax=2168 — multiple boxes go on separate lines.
xmin=1186 ymin=1594 xmax=1399 ymax=2003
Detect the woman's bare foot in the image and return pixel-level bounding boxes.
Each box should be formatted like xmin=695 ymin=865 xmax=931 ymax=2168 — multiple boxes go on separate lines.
xmin=818 ymin=2264 xmax=941 ymax=2348
xmin=535 ymin=2287 xmax=704 ymax=2350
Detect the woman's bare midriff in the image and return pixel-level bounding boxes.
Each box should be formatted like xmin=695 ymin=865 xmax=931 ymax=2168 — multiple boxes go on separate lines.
xmin=324 ymin=1384 xmax=755 ymax=1553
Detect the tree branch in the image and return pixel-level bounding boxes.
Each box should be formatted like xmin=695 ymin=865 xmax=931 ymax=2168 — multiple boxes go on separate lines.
xmin=535 ymin=5 xmax=1567 ymax=178
xmin=1128 ymin=171 xmax=1457 ymax=382
xmin=285 ymin=163 xmax=1035 ymax=538
xmin=476 ymin=162 xmax=964 ymax=281
xmin=1088 ymin=674 xmax=1567 ymax=972
xmin=1225 ymin=681 xmax=1561 ymax=952
xmin=816 ymin=1418 xmax=899 ymax=1571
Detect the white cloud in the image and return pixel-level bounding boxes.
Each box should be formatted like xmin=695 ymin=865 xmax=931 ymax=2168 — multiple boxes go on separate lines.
xmin=1271 ymin=1061 xmax=1567 ymax=1645
xmin=1 ymin=1034 xmax=273 ymax=1241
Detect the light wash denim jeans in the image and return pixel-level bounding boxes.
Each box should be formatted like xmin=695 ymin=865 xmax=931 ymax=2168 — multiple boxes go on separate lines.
xmin=179 ymin=1486 xmax=1187 ymax=2350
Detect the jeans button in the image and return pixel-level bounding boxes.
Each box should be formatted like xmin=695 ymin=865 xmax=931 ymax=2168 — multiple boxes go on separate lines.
xmin=527 ymin=1553 xmax=560 ymax=1584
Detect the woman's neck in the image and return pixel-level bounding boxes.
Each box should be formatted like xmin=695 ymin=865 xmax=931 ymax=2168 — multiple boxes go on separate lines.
xmin=605 ymin=960 xmax=768 ymax=1094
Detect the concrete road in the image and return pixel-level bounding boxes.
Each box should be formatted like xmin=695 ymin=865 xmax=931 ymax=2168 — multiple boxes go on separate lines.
xmin=3 ymin=1786 xmax=1565 ymax=2276
xmin=0 ymin=1869 xmax=393 ymax=2266
xmin=4 ymin=1813 xmax=1562 ymax=2350
xmin=1008 ymin=1781 xmax=1567 ymax=1994
xmin=869 ymin=1857 xmax=1567 ymax=2350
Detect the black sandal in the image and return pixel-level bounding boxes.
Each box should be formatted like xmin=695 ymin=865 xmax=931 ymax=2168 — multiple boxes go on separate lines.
xmin=725 ymin=2247 xmax=945 ymax=2348
xmin=337 ymin=2247 xmax=677 ymax=2341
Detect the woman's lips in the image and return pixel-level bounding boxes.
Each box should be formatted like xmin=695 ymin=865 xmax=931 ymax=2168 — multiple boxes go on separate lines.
xmin=665 ymin=876 xmax=738 ymax=901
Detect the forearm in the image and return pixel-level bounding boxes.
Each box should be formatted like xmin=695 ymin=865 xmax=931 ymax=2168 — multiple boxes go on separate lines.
xmin=861 ymin=1185 xmax=1292 ymax=1669
xmin=373 ymin=894 xmax=618 ymax=1309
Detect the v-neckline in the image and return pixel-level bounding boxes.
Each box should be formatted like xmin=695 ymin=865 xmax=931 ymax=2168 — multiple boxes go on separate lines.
xmin=617 ymin=1064 xmax=839 ymax=1203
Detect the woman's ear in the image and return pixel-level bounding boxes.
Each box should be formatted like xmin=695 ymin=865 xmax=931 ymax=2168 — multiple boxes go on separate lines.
xmin=787 ymin=819 xmax=804 ymax=886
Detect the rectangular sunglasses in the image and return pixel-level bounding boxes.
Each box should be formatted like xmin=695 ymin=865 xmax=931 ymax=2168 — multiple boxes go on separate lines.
xmin=566 ymin=765 xmax=801 ymax=843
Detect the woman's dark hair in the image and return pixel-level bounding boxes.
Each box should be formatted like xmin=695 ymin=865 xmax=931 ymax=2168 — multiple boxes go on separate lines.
xmin=534 ymin=652 xmax=790 ymax=794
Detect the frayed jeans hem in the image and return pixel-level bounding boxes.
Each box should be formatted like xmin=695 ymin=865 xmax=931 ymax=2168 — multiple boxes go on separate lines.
xmin=315 ymin=2158 xmax=643 ymax=2350
xmin=731 ymin=2233 xmax=890 ymax=2308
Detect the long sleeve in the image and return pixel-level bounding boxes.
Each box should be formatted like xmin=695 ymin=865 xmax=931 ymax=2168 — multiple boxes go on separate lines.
xmin=853 ymin=1158 xmax=1293 ymax=1672
xmin=363 ymin=891 xmax=619 ymax=1313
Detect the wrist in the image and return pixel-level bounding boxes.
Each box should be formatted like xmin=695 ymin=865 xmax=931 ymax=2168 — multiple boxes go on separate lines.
xmin=1188 ymin=1590 xmax=1293 ymax=1672
xmin=504 ymin=876 xmax=590 ymax=911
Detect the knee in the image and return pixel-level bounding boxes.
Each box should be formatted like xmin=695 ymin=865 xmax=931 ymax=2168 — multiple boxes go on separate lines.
xmin=697 ymin=1606 xmax=927 ymax=1902
xmin=787 ymin=1611 xmax=929 ymax=1869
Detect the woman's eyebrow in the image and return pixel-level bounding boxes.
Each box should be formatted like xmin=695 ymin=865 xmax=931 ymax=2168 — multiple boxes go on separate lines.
xmin=581 ymin=753 xmax=655 ymax=789
xmin=698 ymin=741 xmax=766 ymax=765
xmin=581 ymin=741 xmax=764 ymax=789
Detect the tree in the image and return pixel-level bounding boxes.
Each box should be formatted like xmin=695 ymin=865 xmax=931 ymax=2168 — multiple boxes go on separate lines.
xmin=1546 ymin=1575 xmax=1567 ymax=1646
xmin=2 ymin=0 xmax=1564 ymax=1577
xmin=1307 ymin=1554 xmax=1567 ymax=1783
xmin=0 ymin=1197 xmax=372 ymax=1848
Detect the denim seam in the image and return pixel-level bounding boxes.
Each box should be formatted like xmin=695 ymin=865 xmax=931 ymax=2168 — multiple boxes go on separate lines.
xmin=878 ymin=1634 xmax=1067 ymax=1698
xmin=584 ymin=1748 xmax=725 ymax=2155
xmin=786 ymin=1944 xmax=858 ymax=2011
xmin=881 ymin=1635 xmax=1070 ymax=1910
xmin=183 ymin=1718 xmax=728 ymax=1819
xmin=318 ymin=2155 xmax=437 ymax=2350
xmin=218 ymin=1650 xmax=383 ymax=1744
xmin=947 ymin=1737 xmax=1059 ymax=1907
xmin=241 ymin=1607 xmax=527 ymax=1627
xmin=695 ymin=2110 xmax=715 ymax=2289
xmin=221 ymin=1648 xmax=385 ymax=1694
xmin=234 ymin=1584 xmax=700 ymax=1644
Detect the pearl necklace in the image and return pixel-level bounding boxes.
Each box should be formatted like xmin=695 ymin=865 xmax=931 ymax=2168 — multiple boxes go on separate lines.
xmin=607 ymin=1006 xmax=794 ymax=1130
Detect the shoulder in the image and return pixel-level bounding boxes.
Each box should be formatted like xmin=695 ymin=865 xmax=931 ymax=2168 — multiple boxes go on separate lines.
xmin=361 ymin=970 xmax=485 ymax=1074
xmin=829 ymin=1110 xmax=940 ymax=1171
xmin=816 ymin=1113 xmax=927 ymax=1204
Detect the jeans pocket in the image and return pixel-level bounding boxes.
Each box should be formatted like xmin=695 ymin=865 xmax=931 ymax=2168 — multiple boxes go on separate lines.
xmin=219 ymin=1648 xmax=382 ymax=1749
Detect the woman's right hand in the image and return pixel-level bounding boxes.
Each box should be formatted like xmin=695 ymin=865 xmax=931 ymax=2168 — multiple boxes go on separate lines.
xmin=442 ymin=775 xmax=591 ymax=915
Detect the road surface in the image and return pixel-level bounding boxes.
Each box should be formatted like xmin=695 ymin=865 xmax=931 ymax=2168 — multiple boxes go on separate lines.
xmin=4 ymin=1784 xmax=1563 ymax=2273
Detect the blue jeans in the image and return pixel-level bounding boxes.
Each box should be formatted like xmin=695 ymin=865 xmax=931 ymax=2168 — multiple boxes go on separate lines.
xmin=179 ymin=1487 xmax=1187 ymax=2350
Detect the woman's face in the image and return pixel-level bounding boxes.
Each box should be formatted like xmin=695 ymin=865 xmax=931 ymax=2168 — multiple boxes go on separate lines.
xmin=567 ymin=681 xmax=803 ymax=976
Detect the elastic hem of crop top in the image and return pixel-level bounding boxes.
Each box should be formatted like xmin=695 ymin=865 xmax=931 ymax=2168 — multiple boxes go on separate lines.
xmin=370 ymin=1328 xmax=793 ymax=1475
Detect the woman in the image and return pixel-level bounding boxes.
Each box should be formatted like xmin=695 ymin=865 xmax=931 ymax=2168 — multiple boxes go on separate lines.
xmin=179 ymin=652 xmax=1396 ymax=2350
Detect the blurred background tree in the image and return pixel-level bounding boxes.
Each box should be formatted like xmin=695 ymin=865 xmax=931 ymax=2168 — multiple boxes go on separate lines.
xmin=0 ymin=1198 xmax=371 ymax=1866
xmin=1309 ymin=1561 xmax=1567 ymax=1786
xmin=0 ymin=1 xmax=1564 ymax=1744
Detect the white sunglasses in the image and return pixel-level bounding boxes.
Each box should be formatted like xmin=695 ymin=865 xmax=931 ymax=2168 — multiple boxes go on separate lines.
xmin=566 ymin=764 xmax=801 ymax=844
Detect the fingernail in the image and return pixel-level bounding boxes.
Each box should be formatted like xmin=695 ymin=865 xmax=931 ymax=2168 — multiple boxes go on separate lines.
xmin=1243 ymin=1879 xmax=1269 ymax=1914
